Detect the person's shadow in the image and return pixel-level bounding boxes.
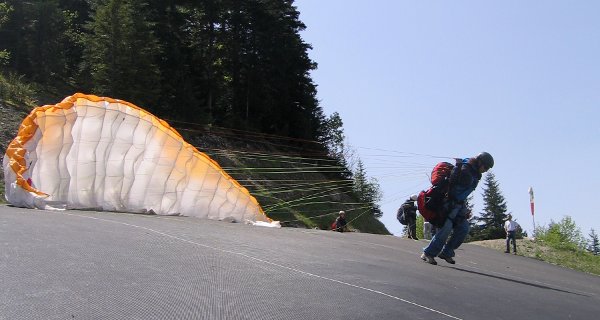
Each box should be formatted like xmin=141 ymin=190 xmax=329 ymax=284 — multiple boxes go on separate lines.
xmin=445 ymin=266 xmax=590 ymax=297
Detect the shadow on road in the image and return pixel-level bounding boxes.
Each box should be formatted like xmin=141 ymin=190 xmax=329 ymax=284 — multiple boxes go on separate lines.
xmin=446 ymin=266 xmax=590 ymax=297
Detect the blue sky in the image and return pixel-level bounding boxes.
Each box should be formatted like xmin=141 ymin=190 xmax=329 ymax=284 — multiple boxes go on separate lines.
xmin=295 ymin=0 xmax=600 ymax=238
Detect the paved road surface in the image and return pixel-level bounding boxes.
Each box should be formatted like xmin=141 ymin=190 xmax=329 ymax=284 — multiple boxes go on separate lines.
xmin=1 ymin=205 xmax=599 ymax=319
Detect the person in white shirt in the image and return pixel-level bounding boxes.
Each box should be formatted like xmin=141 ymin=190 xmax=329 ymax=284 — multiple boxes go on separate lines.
xmin=504 ymin=214 xmax=520 ymax=254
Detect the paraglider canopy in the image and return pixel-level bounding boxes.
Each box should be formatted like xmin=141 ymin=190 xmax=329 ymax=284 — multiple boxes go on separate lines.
xmin=3 ymin=93 xmax=274 ymax=225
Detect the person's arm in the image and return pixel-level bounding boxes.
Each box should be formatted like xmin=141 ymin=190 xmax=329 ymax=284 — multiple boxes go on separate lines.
xmin=342 ymin=218 xmax=349 ymax=231
xmin=457 ymin=166 xmax=475 ymax=188
xmin=449 ymin=165 xmax=475 ymax=201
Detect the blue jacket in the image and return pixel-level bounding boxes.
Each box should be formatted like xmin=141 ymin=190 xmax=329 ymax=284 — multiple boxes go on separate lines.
xmin=448 ymin=158 xmax=482 ymax=202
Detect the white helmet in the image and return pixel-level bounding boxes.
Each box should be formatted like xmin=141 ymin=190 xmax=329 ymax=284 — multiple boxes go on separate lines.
xmin=410 ymin=194 xmax=418 ymax=201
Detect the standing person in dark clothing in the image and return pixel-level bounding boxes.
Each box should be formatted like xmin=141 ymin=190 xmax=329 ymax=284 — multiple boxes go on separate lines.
xmin=421 ymin=152 xmax=494 ymax=265
xmin=334 ymin=211 xmax=348 ymax=232
xmin=400 ymin=195 xmax=419 ymax=240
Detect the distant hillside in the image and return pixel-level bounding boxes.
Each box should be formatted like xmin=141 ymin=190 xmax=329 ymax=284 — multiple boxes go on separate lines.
xmin=0 ymin=92 xmax=390 ymax=235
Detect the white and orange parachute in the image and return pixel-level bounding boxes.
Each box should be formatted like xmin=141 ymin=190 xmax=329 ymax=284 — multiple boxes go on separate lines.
xmin=3 ymin=93 xmax=276 ymax=225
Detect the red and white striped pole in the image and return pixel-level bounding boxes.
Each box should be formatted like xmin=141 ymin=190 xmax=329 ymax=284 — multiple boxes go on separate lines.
xmin=529 ymin=186 xmax=535 ymax=237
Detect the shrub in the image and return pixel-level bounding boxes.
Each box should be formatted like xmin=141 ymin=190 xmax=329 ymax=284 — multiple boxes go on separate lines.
xmin=535 ymin=216 xmax=586 ymax=251
xmin=0 ymin=72 xmax=37 ymax=109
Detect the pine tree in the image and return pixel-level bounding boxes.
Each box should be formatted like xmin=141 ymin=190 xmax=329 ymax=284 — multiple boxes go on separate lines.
xmin=0 ymin=2 xmax=12 ymax=66
xmin=588 ymin=229 xmax=599 ymax=255
xmin=476 ymin=172 xmax=508 ymax=240
xmin=0 ymin=1 xmax=27 ymax=73
xmin=82 ymin=0 xmax=162 ymax=108
xmin=167 ymin=0 xmax=226 ymax=123
xmin=465 ymin=194 xmax=482 ymax=241
xmin=353 ymin=159 xmax=383 ymax=218
xmin=0 ymin=0 xmax=68 ymax=83
xmin=26 ymin=0 xmax=67 ymax=84
xmin=321 ymin=112 xmax=345 ymax=159
xmin=319 ymin=112 xmax=352 ymax=179
xmin=59 ymin=0 xmax=91 ymax=88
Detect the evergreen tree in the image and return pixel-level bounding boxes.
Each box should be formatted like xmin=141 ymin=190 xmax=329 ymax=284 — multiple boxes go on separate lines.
xmin=1 ymin=1 xmax=60 ymax=81
xmin=319 ymin=111 xmax=352 ymax=178
xmin=321 ymin=112 xmax=345 ymax=159
xmin=0 ymin=0 xmax=90 ymax=85
xmin=353 ymin=159 xmax=369 ymax=208
xmin=475 ymin=172 xmax=508 ymax=240
xmin=465 ymin=194 xmax=474 ymax=221
xmin=27 ymin=0 xmax=69 ymax=85
xmin=82 ymin=0 xmax=162 ymax=109
xmin=219 ymin=0 xmax=322 ymax=140
xmin=2 ymin=0 xmax=326 ymax=143
xmin=168 ymin=0 xmax=225 ymax=123
xmin=0 ymin=1 xmax=27 ymax=73
xmin=465 ymin=194 xmax=482 ymax=241
xmin=0 ymin=1 xmax=12 ymax=67
xmin=589 ymin=229 xmax=599 ymax=255
xmin=58 ymin=0 xmax=90 ymax=88
xmin=1 ymin=0 xmax=83 ymax=86
xmin=353 ymin=159 xmax=383 ymax=218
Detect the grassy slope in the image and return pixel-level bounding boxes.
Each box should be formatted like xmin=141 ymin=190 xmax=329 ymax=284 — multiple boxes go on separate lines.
xmin=182 ymin=127 xmax=390 ymax=234
xmin=470 ymin=238 xmax=600 ymax=276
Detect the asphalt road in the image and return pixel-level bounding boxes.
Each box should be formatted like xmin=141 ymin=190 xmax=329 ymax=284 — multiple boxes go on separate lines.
xmin=1 ymin=205 xmax=599 ymax=320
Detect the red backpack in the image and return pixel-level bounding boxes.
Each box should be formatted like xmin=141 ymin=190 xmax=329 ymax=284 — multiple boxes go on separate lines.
xmin=417 ymin=162 xmax=455 ymax=227
xmin=430 ymin=162 xmax=454 ymax=186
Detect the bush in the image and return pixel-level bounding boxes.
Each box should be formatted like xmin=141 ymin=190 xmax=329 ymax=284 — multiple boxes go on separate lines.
xmin=535 ymin=216 xmax=586 ymax=251
xmin=0 ymin=72 xmax=37 ymax=109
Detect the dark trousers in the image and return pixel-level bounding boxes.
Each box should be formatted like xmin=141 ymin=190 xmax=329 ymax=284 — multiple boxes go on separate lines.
xmin=406 ymin=217 xmax=418 ymax=239
xmin=506 ymin=231 xmax=517 ymax=253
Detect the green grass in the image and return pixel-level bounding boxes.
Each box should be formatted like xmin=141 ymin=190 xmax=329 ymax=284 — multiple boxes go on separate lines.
xmin=0 ymin=72 xmax=37 ymax=110
xmin=471 ymin=238 xmax=600 ymax=276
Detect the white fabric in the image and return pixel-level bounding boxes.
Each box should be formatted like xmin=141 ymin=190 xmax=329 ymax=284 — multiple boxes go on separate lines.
xmin=249 ymin=221 xmax=282 ymax=228
xmin=3 ymin=95 xmax=268 ymax=223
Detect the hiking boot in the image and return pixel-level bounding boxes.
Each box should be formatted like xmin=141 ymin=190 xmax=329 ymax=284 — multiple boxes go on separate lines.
xmin=438 ymin=253 xmax=456 ymax=264
xmin=420 ymin=253 xmax=437 ymax=265
xmin=504 ymin=251 xmax=510 ymax=253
